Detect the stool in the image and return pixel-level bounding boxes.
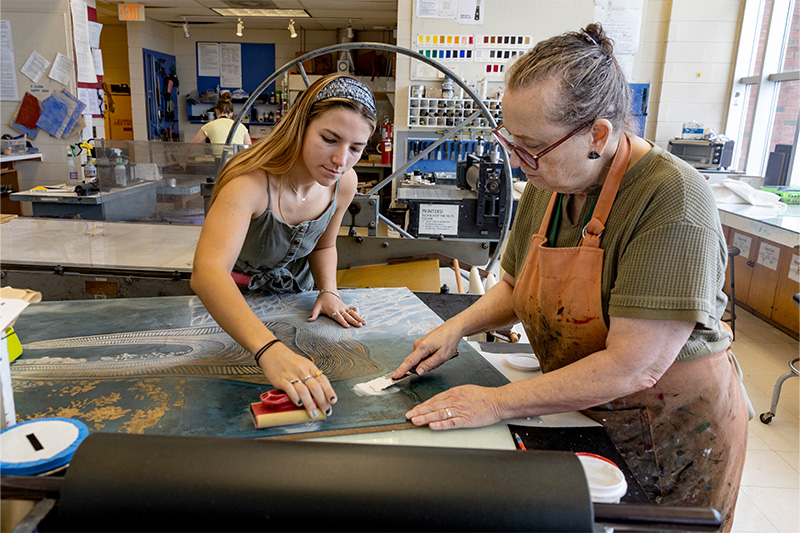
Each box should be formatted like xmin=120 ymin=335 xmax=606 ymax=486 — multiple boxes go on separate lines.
xmin=723 ymin=246 xmax=740 ymax=340
xmin=759 ymin=357 xmax=800 ymax=424
xmin=759 ymin=293 xmax=800 ymax=424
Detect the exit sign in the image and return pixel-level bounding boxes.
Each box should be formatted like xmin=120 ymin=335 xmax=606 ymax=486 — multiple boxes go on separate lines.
xmin=118 ymin=4 xmax=145 ymax=21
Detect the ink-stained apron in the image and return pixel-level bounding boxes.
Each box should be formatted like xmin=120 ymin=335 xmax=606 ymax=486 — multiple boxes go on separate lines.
xmin=512 ymin=135 xmax=747 ymax=532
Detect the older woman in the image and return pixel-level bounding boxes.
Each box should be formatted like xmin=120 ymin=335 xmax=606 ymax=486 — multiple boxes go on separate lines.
xmin=394 ymin=24 xmax=748 ymax=531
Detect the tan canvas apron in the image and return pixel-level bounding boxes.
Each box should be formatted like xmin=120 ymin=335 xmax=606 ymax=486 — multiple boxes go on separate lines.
xmin=512 ymin=136 xmax=747 ymax=532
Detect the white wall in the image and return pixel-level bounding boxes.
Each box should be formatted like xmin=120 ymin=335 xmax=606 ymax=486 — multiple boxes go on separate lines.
xmin=653 ymin=0 xmax=744 ymax=146
xmin=0 ymin=0 xmax=79 ymax=190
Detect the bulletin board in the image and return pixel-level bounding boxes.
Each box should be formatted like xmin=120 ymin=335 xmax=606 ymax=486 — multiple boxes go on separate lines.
xmin=409 ymin=0 xmax=593 ymax=82
xmin=195 ymin=42 xmax=275 ymax=97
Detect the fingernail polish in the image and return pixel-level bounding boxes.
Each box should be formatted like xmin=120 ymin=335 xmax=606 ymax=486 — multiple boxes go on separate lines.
xmin=330 ymin=396 xmax=336 ymax=402
xmin=297 ymin=400 xmax=303 ymax=406
xmin=312 ymin=409 xmax=319 ymax=418
xmin=325 ymin=407 xmax=332 ymax=416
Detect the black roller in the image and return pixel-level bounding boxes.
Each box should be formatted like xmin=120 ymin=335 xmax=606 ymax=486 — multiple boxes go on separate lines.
xmin=58 ymin=433 xmax=593 ymax=532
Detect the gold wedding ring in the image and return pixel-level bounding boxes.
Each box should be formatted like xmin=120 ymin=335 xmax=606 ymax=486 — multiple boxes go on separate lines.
xmin=313 ymin=370 xmax=324 ymax=378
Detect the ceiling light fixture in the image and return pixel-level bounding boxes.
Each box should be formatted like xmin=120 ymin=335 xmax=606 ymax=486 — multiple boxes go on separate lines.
xmin=212 ymin=8 xmax=310 ymax=18
xmin=182 ymin=17 xmax=190 ymax=39
xmin=236 ymin=18 xmax=244 ymax=37
xmin=288 ymin=19 xmax=298 ymax=39
xmin=346 ymin=20 xmax=354 ymax=39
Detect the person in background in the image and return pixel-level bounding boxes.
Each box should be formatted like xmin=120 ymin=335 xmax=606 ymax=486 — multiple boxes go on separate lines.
xmin=394 ymin=24 xmax=748 ymax=532
xmin=191 ymin=91 xmax=252 ymax=145
xmin=191 ymin=74 xmax=375 ymax=420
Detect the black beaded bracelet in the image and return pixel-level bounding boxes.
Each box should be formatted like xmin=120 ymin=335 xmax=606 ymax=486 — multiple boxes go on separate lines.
xmin=253 ymin=339 xmax=281 ymax=365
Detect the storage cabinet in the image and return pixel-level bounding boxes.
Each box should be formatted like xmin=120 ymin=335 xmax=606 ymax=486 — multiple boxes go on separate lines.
xmin=724 ymin=224 xmax=799 ymax=336
xmin=186 ymin=99 xmax=282 ymax=126
xmin=408 ymin=87 xmax=501 ymax=129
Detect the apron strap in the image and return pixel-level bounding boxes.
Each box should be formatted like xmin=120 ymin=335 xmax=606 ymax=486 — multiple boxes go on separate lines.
xmin=537 ymin=190 xmax=561 ymax=237
xmin=581 ymin=134 xmax=631 ymax=248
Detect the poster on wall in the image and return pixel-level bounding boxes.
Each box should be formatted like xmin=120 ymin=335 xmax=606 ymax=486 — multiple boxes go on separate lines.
xmin=416 ymin=0 xmax=457 ymax=19
xmin=456 ymin=0 xmax=484 ymax=24
xmin=219 ymin=43 xmax=242 ymax=89
xmin=0 ymin=20 xmax=19 ymax=101
xmin=70 ymin=0 xmax=97 ymax=83
xmin=197 ymin=42 xmax=220 ymax=77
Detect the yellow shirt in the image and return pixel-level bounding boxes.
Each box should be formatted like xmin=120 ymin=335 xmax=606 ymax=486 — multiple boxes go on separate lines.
xmin=201 ymin=117 xmax=249 ymax=144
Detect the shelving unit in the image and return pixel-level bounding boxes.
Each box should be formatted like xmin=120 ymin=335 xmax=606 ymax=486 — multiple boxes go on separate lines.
xmin=407 ymin=87 xmax=501 ymax=129
xmin=186 ymin=98 xmax=283 ymax=126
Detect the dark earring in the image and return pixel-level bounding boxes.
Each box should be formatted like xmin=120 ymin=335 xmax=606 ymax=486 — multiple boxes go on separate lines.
xmin=588 ymin=151 xmax=601 ymax=160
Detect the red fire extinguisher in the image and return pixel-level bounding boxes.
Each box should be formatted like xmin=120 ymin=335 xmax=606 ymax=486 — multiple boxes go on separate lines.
xmin=379 ymin=117 xmax=393 ymax=164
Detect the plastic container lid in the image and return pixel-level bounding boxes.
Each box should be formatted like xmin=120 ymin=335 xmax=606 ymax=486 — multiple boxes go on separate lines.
xmin=1 ymin=418 xmax=89 ymax=476
xmin=576 ymin=452 xmax=627 ymax=504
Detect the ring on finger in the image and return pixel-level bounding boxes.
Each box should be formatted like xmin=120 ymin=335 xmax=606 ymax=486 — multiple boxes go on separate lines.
xmin=313 ymin=370 xmax=323 ymax=378
xmin=301 ymin=374 xmax=314 ymax=383
xmin=445 ymin=408 xmax=453 ymax=419
xmin=331 ymin=312 xmax=339 ymax=318
xmin=289 ymin=378 xmax=301 ymax=385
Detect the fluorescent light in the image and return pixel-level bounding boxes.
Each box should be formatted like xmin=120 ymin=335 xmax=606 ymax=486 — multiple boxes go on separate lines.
xmin=212 ymin=8 xmax=310 ymax=18
xmin=236 ymin=18 xmax=244 ymax=37
xmin=288 ymin=20 xmax=298 ymax=39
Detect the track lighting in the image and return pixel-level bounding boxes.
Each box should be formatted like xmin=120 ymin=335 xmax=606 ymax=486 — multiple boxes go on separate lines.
xmin=236 ymin=18 xmax=244 ymax=37
xmin=346 ymin=21 xmax=354 ymax=39
xmin=182 ymin=17 xmax=190 ymax=39
xmin=288 ymin=19 xmax=298 ymax=39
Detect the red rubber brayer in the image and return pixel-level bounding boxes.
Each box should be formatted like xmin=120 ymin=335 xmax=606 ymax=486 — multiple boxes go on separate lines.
xmin=249 ymin=389 xmax=326 ymax=429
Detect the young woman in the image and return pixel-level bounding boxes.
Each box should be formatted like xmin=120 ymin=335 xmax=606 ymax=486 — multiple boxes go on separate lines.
xmin=191 ymin=91 xmax=252 ymax=145
xmin=191 ymin=74 xmax=376 ymax=419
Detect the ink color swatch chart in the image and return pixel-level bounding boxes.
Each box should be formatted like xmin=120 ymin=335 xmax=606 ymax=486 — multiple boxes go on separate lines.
xmin=415 ymin=33 xmax=532 ymax=79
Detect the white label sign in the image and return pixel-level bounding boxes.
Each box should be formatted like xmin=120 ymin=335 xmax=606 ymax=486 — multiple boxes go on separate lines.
xmin=788 ymin=254 xmax=800 ymax=283
xmin=419 ymin=204 xmax=459 ymax=235
xmin=756 ymin=242 xmax=780 ymax=271
xmin=731 ymin=233 xmax=752 ymax=258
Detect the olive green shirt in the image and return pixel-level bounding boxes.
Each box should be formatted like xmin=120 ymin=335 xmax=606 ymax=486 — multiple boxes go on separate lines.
xmin=502 ymin=143 xmax=731 ymax=361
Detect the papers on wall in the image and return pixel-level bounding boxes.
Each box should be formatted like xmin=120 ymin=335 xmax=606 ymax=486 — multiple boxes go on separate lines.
xmin=197 ymin=42 xmax=220 ymax=77
xmin=416 ymin=0 xmax=457 ymax=18
xmin=77 ymin=87 xmax=102 ymax=115
xmin=21 ymin=51 xmax=51 ymax=83
xmin=88 ymin=20 xmax=103 ymax=49
xmin=49 ymin=53 xmax=72 ymax=86
xmin=219 ymin=43 xmax=242 ymax=89
xmin=456 ymin=0 xmax=484 ymax=25
xmin=70 ymin=0 xmax=97 ymax=83
xmin=0 ymin=20 xmax=19 ymax=101
xmin=92 ymin=48 xmax=104 ymax=76
xmin=594 ymin=0 xmax=643 ymax=79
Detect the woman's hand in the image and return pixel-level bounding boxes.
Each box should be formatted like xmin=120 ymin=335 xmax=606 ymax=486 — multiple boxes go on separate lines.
xmin=392 ymin=322 xmax=462 ymax=379
xmin=308 ymin=291 xmax=366 ymax=328
xmin=405 ymin=385 xmax=504 ymax=430
xmin=258 ymin=342 xmax=337 ymax=418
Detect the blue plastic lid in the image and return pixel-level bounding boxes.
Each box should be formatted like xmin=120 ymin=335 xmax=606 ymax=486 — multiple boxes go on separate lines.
xmin=0 ymin=418 xmax=89 ymax=476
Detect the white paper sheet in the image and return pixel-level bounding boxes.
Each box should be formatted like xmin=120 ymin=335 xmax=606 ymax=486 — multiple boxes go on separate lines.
xmin=92 ymin=48 xmax=104 ymax=76
xmin=197 ymin=42 xmax=220 ymax=77
xmin=21 ymin=50 xmax=51 ymax=83
xmin=0 ymin=20 xmax=19 ymax=101
xmin=70 ymin=0 xmax=97 ymax=83
xmin=78 ymin=87 xmax=102 ymax=115
xmin=456 ymin=0 xmax=484 ymax=24
xmin=88 ymin=20 xmax=103 ymax=49
xmin=416 ymin=0 xmax=456 ymax=18
xmin=49 ymin=53 xmax=72 ymax=85
xmin=594 ymin=0 xmax=644 ymax=55
xmin=219 ymin=43 xmax=242 ymax=89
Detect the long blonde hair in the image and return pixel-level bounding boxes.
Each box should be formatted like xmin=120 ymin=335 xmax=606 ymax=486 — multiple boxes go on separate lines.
xmin=210 ymin=73 xmax=377 ymax=206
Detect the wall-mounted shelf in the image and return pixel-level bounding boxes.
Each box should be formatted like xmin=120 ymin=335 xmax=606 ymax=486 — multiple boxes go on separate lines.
xmin=407 ymin=87 xmax=501 ymax=129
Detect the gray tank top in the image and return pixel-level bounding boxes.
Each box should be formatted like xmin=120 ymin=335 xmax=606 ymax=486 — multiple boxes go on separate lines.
xmin=234 ymin=177 xmax=339 ymax=293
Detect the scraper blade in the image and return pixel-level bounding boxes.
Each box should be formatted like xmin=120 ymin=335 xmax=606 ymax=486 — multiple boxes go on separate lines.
xmin=357 ymin=351 xmax=459 ymax=394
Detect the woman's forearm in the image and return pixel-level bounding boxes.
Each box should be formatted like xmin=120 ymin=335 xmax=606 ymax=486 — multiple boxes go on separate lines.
xmin=307 ymin=245 xmax=338 ymax=291
xmin=190 ymin=266 xmax=276 ymax=354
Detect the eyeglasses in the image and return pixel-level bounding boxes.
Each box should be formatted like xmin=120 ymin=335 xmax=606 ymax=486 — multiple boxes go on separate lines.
xmin=491 ymin=120 xmax=593 ymax=170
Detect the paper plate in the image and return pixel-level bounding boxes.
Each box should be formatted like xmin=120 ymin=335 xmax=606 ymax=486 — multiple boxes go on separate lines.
xmin=505 ymin=354 xmax=540 ymax=371
xmin=0 ymin=418 xmax=89 ymax=476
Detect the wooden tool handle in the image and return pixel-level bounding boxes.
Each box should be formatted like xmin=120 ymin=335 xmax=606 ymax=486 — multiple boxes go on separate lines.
xmin=452 ymin=259 xmax=464 ymax=294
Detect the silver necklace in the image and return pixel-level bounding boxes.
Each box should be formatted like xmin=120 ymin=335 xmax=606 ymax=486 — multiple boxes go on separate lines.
xmin=288 ymin=179 xmax=308 ymax=201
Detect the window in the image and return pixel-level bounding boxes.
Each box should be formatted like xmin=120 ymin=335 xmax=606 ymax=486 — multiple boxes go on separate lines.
xmin=727 ymin=0 xmax=799 ymax=185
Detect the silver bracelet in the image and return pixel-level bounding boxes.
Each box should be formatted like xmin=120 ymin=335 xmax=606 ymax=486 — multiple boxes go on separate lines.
xmin=318 ymin=289 xmax=341 ymax=300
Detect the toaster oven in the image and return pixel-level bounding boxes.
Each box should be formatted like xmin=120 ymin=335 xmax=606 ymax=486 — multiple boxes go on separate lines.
xmin=667 ymin=139 xmax=735 ymax=169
